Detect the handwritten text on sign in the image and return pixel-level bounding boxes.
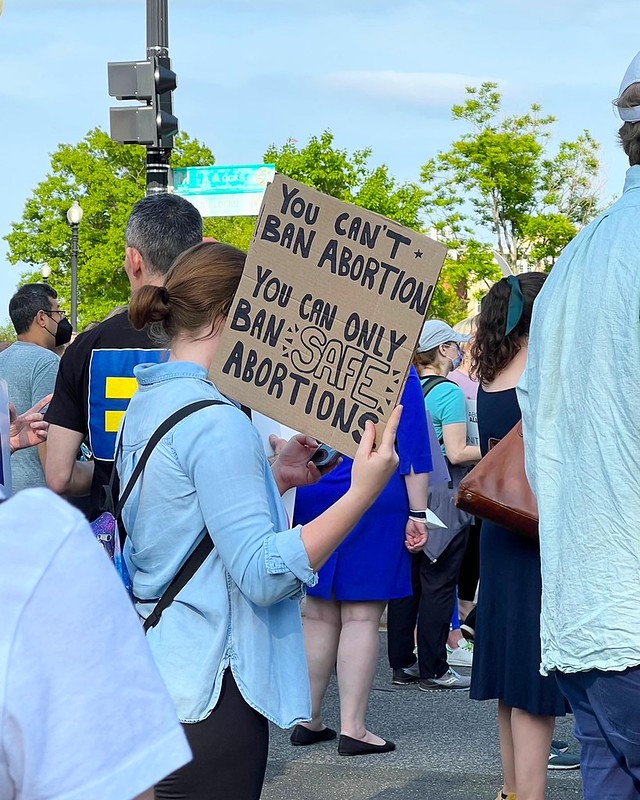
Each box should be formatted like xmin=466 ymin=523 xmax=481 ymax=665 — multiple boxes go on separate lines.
xmin=212 ymin=176 xmax=446 ymax=458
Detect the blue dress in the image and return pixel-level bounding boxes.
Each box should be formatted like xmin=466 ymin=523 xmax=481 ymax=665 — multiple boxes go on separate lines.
xmin=294 ymin=367 xmax=433 ymax=602
xmin=469 ymin=386 xmax=568 ymax=716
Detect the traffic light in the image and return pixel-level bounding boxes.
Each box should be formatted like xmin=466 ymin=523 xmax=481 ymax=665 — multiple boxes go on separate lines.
xmin=107 ymin=56 xmax=178 ymax=147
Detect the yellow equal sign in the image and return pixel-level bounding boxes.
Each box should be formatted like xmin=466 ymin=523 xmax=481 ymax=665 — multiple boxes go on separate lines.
xmin=104 ymin=377 xmax=139 ymax=433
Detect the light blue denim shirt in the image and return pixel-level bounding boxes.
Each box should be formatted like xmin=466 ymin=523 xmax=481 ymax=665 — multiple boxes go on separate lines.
xmin=519 ymin=165 xmax=640 ymax=675
xmin=117 ymin=360 xmax=318 ymax=726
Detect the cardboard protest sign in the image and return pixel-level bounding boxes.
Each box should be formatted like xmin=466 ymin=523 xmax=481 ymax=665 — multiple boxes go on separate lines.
xmin=0 ymin=379 xmax=12 ymax=500
xmin=212 ymin=175 xmax=447 ymax=458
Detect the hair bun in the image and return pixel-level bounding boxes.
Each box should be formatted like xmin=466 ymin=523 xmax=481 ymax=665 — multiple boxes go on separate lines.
xmin=129 ymin=284 xmax=171 ymax=330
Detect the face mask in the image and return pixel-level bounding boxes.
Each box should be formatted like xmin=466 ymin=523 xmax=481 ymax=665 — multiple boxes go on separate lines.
xmin=44 ymin=314 xmax=73 ymax=347
xmin=449 ymin=346 xmax=463 ymax=371
xmin=54 ymin=317 xmax=73 ymax=347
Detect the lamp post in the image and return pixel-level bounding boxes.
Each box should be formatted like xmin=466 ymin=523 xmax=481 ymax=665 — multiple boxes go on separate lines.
xmin=66 ymin=201 xmax=83 ymax=331
xmin=41 ymin=263 xmax=51 ymax=283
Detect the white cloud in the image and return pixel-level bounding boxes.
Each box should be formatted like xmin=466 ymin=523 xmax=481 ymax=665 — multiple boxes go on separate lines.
xmin=323 ymin=71 xmax=500 ymax=111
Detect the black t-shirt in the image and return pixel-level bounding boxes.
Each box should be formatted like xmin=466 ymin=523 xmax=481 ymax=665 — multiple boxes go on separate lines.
xmin=45 ymin=310 xmax=165 ymax=519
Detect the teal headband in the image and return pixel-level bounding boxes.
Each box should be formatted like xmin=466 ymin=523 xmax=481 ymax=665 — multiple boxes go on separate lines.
xmin=505 ymin=275 xmax=524 ymax=337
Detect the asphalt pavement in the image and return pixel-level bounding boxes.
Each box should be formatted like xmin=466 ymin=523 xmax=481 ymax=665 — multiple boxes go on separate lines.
xmin=262 ymin=631 xmax=583 ymax=800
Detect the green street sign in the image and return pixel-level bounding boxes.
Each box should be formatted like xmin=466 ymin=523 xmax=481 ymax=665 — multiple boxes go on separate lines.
xmin=173 ymin=164 xmax=276 ymax=217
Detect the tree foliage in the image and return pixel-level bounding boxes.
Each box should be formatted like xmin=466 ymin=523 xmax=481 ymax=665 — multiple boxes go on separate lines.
xmin=421 ymin=82 xmax=602 ymax=318
xmin=4 ymin=99 xmax=603 ymax=330
xmin=4 ymin=129 xmax=214 ymax=327
xmin=265 ymin=131 xmax=425 ymax=230
xmin=0 ymin=322 xmax=16 ymax=343
xmin=5 ymin=129 xmax=427 ymax=327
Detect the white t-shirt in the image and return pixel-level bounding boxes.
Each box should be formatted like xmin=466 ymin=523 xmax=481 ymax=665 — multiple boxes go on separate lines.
xmin=0 ymin=489 xmax=191 ymax=800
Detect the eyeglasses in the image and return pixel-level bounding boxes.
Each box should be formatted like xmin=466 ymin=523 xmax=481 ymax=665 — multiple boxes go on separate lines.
xmin=40 ymin=308 xmax=67 ymax=319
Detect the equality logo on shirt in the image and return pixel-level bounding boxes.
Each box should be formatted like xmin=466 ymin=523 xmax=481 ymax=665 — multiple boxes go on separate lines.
xmin=88 ymin=348 xmax=165 ymax=461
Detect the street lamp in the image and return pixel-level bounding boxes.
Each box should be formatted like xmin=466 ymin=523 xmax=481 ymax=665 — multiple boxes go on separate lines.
xmin=66 ymin=200 xmax=83 ymax=331
xmin=41 ymin=263 xmax=51 ymax=283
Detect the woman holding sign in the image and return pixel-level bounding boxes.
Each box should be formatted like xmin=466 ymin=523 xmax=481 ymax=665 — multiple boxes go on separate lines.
xmin=117 ymin=241 xmax=403 ymax=800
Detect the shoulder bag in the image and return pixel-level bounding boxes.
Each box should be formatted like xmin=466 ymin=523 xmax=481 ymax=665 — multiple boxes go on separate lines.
xmin=455 ymin=419 xmax=538 ymax=540
xmin=421 ymin=375 xmax=473 ymax=561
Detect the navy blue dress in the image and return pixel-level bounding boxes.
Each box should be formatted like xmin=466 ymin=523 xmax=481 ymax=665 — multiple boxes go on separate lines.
xmin=294 ymin=367 xmax=433 ymax=602
xmin=469 ymin=386 xmax=568 ymax=716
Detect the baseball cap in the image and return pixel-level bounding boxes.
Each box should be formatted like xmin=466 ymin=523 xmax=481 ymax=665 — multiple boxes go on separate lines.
xmin=417 ymin=319 xmax=470 ymax=353
xmin=616 ymin=50 xmax=640 ymax=122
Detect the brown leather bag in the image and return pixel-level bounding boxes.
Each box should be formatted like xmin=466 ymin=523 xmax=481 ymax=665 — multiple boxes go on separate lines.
xmin=455 ymin=420 xmax=539 ymax=540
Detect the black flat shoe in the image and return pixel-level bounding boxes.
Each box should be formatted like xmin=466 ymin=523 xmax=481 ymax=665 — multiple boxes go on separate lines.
xmin=290 ymin=724 xmax=337 ymax=746
xmin=338 ymin=734 xmax=396 ymax=756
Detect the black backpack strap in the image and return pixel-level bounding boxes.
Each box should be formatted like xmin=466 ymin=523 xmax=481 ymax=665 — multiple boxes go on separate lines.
xmin=114 ymin=399 xmax=227 ymax=632
xmin=115 ymin=399 xmax=225 ymax=517
xmin=421 ymin=375 xmax=451 ymax=398
xmin=143 ymin=532 xmax=213 ymax=632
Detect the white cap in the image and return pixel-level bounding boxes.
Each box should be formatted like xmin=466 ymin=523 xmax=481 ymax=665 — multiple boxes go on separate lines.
xmin=617 ymin=50 xmax=640 ymax=122
xmin=417 ymin=319 xmax=470 ymax=354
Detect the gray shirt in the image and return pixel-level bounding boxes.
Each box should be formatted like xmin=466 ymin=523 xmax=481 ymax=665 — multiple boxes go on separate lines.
xmin=0 ymin=342 xmax=59 ymax=492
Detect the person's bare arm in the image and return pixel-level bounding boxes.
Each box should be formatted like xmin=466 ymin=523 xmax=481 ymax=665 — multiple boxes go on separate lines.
xmin=300 ymin=408 xmax=402 ymax=571
xmin=38 ymin=441 xmax=47 ymax=470
xmin=45 ymin=424 xmax=93 ymax=496
xmin=134 ymin=790 xmax=155 ymax=800
xmin=442 ymin=422 xmax=481 ymax=465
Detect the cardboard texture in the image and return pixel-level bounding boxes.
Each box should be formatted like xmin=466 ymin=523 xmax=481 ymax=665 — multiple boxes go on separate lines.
xmin=211 ymin=175 xmax=446 ymax=458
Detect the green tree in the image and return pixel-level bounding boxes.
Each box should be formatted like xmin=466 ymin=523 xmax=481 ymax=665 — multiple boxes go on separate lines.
xmin=266 ymin=131 xmax=425 ymax=230
xmin=5 ymin=128 xmax=431 ymax=328
xmin=4 ymin=129 xmax=214 ymax=328
xmin=0 ymin=321 xmax=16 ymax=343
xmin=429 ymin=239 xmax=502 ymax=323
xmin=422 ymin=83 xmax=601 ymax=274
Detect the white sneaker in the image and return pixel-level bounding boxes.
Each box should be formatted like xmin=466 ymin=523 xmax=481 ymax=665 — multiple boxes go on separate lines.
xmin=446 ymin=639 xmax=474 ymax=667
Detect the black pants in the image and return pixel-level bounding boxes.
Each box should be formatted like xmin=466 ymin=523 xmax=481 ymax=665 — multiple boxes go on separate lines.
xmin=458 ymin=516 xmax=481 ymax=603
xmin=387 ymin=528 xmax=469 ymax=679
xmin=156 ymin=670 xmax=269 ymax=800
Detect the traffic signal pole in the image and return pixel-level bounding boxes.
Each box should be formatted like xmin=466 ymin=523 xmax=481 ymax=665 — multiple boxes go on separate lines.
xmin=146 ymin=0 xmax=171 ymax=194
xmin=107 ymin=0 xmax=178 ymax=194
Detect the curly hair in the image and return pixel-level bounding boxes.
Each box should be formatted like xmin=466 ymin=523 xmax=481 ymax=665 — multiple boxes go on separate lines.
xmin=470 ymin=272 xmax=547 ymax=385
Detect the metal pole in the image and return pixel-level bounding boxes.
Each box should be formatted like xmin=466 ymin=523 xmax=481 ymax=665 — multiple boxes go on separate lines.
xmin=70 ymin=223 xmax=79 ymax=331
xmin=146 ymin=0 xmax=171 ymax=194
xmin=146 ymin=0 xmax=169 ymax=58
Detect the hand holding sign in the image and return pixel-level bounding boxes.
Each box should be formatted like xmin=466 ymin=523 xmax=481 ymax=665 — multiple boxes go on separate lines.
xmin=212 ymin=176 xmax=446 ymax=458
xmin=350 ymin=403 xmax=403 ymax=506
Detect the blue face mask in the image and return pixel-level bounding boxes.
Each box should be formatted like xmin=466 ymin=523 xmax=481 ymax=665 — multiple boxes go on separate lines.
xmin=450 ymin=345 xmax=463 ymax=371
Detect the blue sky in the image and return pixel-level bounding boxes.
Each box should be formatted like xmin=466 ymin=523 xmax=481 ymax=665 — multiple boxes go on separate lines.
xmin=0 ymin=0 xmax=637 ymax=323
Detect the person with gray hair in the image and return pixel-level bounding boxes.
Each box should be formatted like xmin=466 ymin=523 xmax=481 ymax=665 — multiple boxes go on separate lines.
xmin=44 ymin=193 xmax=203 ymax=519
xmin=519 ymin=51 xmax=640 ymax=799
xmin=0 ymin=283 xmax=71 ymax=492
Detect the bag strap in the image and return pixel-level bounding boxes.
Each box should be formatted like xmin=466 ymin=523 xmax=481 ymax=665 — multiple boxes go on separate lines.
xmin=421 ymin=375 xmax=451 ymax=399
xmin=142 ymin=532 xmax=213 ymax=632
xmin=111 ymin=399 xmax=227 ymax=633
xmin=115 ymin=399 xmax=225 ymax=517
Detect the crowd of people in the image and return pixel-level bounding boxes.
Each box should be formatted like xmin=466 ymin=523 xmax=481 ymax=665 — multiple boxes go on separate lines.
xmin=2 ymin=49 xmax=640 ymax=800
